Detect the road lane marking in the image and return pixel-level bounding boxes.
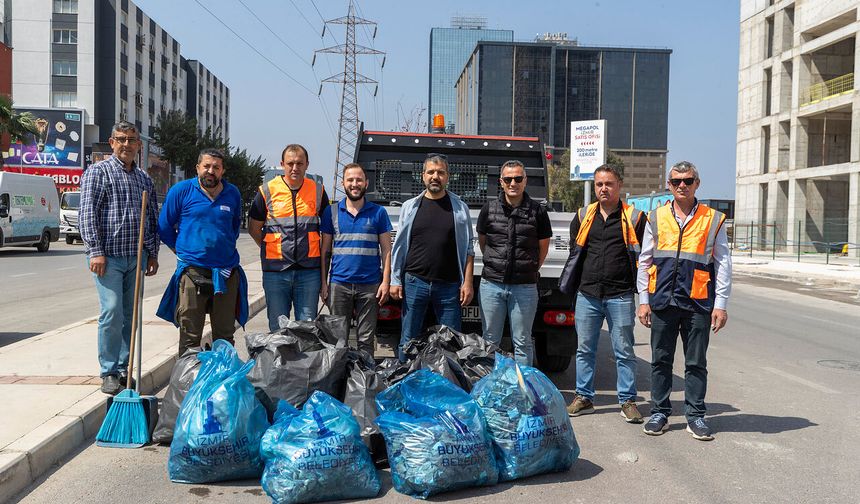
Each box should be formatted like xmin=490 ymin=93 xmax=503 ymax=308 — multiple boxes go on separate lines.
xmin=798 ymin=314 xmax=860 ymax=330
xmin=761 ymin=366 xmax=839 ymax=394
xmin=10 ymin=273 xmax=37 ymax=278
xmin=56 ymin=266 xmax=76 ymax=271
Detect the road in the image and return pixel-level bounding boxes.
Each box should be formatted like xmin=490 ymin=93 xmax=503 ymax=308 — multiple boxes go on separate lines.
xmin=9 ymin=275 xmax=860 ymax=504
xmin=0 ymin=233 xmax=261 ymax=346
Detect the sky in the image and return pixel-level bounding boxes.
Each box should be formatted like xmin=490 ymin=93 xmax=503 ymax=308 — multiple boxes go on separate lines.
xmin=136 ymin=0 xmax=741 ymax=199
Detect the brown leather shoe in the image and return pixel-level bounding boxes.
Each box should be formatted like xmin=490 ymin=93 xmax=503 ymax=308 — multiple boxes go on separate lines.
xmin=620 ymin=400 xmax=643 ymax=423
xmin=567 ymin=395 xmax=594 ymax=417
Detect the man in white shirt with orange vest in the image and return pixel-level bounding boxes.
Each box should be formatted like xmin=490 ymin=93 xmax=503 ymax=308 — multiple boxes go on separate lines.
xmin=637 ymin=160 xmax=732 ymax=441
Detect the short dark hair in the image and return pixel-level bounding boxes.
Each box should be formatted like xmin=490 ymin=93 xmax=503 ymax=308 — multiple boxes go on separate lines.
xmin=342 ymin=162 xmax=366 ymax=178
xmin=501 ymin=159 xmax=525 ymax=172
xmin=423 ymin=155 xmax=448 ymax=172
xmin=594 ymin=164 xmax=623 ymax=182
xmin=111 ymin=121 xmax=137 ymax=137
xmin=198 ymin=148 xmax=226 ymax=164
xmin=281 ymin=144 xmax=309 ymax=163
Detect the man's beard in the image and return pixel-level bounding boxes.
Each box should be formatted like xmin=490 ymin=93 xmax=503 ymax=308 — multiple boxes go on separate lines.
xmin=199 ymin=175 xmax=220 ymax=188
xmin=346 ymin=186 xmax=366 ymax=201
xmin=426 ymin=181 xmax=444 ymax=194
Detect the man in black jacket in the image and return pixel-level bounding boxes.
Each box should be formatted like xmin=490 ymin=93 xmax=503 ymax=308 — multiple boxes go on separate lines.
xmin=477 ymin=160 xmax=552 ymax=365
xmin=559 ymin=165 xmax=646 ymax=423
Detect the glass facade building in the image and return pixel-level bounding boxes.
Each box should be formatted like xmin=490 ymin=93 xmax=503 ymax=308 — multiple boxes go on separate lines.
xmin=456 ymin=41 xmax=671 ymax=192
xmin=428 ymin=25 xmax=512 ymax=132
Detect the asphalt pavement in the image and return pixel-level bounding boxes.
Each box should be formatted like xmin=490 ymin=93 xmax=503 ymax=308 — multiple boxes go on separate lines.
xmin=0 ymin=233 xmax=261 ymax=345
xmin=9 ymin=273 xmax=860 ymax=504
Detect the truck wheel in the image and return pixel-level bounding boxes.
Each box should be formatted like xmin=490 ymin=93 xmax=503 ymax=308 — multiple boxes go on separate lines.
xmin=66 ymin=235 xmax=74 ymax=245
xmin=535 ymin=353 xmax=571 ymax=373
xmin=36 ymin=232 xmax=51 ymax=252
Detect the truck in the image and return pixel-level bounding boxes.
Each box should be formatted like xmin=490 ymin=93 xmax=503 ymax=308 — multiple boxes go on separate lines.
xmin=0 ymin=171 xmax=60 ymax=252
xmin=59 ymin=190 xmax=81 ymax=244
xmin=353 ymin=126 xmax=577 ymax=372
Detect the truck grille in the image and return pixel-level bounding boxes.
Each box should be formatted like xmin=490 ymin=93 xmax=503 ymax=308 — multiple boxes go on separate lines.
xmin=65 ymin=214 xmax=78 ymax=227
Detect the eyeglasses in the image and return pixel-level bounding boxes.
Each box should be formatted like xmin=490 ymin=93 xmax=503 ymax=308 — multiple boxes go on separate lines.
xmin=501 ymin=176 xmax=524 ymax=184
xmin=669 ymin=177 xmax=696 ymax=187
xmin=112 ymin=136 xmax=140 ymax=144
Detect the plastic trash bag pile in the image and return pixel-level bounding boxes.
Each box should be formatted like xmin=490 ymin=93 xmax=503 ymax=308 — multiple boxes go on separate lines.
xmin=152 ymin=347 xmax=202 ymax=444
xmin=472 ymin=354 xmax=579 ymax=481
xmin=375 ymin=369 xmax=498 ymax=499
xmin=168 ymin=340 xmax=270 ymax=483
xmin=260 ymin=391 xmax=380 ymax=504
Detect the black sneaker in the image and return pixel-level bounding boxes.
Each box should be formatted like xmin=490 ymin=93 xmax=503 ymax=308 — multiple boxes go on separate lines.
xmin=101 ymin=375 xmax=121 ymax=395
xmin=118 ymin=373 xmax=136 ymax=391
xmin=686 ymin=418 xmax=714 ymax=441
xmin=643 ymin=413 xmax=669 ymax=435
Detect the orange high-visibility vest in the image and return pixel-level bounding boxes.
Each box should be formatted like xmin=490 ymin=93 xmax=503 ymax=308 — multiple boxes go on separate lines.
xmin=647 ymin=202 xmax=725 ymax=313
xmin=558 ymin=201 xmax=644 ymax=296
xmin=259 ymin=177 xmax=323 ymax=271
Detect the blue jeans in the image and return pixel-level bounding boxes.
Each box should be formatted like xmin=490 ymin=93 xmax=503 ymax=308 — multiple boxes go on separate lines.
xmin=479 ymin=279 xmax=538 ymax=366
xmin=262 ymin=268 xmax=321 ymax=331
xmin=574 ymin=291 xmax=637 ymax=403
xmin=399 ymin=273 xmax=461 ymax=361
xmin=91 ymin=254 xmax=145 ymax=378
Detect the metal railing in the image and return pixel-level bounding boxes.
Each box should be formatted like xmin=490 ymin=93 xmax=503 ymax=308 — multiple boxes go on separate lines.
xmin=732 ymin=220 xmax=860 ymax=266
xmin=800 ymin=72 xmax=854 ymax=107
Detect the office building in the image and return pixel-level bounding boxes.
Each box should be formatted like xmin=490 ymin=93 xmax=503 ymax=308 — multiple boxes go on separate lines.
xmin=183 ymin=58 xmax=229 ymax=139
xmin=737 ymin=0 xmax=859 ymax=256
xmin=428 ymin=17 xmax=512 ymax=132
xmin=456 ymin=40 xmax=672 ymax=193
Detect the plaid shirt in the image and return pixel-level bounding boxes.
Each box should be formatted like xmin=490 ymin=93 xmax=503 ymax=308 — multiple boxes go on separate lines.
xmin=80 ymin=155 xmax=160 ymax=259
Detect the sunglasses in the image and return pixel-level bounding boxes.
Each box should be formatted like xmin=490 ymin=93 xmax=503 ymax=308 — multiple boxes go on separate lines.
xmin=501 ymin=176 xmax=524 ymax=184
xmin=669 ymin=177 xmax=696 ymax=187
xmin=112 ymin=136 xmax=140 ymax=144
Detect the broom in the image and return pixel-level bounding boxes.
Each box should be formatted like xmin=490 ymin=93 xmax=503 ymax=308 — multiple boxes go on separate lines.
xmin=95 ymin=190 xmax=150 ymax=448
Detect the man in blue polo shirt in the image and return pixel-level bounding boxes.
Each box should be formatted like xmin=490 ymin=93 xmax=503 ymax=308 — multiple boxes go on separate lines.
xmin=156 ymin=148 xmax=249 ymax=356
xmin=320 ymin=163 xmax=392 ymax=356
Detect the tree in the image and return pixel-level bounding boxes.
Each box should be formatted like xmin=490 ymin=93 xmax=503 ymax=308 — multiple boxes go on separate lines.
xmin=0 ymin=95 xmax=38 ymax=168
xmin=151 ymin=110 xmax=199 ymax=177
xmin=224 ymin=147 xmax=266 ymax=228
xmin=547 ymin=149 xmax=626 ymax=212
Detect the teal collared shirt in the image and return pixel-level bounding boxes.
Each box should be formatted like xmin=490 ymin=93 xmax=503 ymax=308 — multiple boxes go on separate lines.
xmin=391 ymin=190 xmax=474 ymax=287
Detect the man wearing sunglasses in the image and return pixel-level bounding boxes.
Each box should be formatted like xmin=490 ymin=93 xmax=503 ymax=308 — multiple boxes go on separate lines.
xmin=637 ymin=161 xmax=732 ymax=441
xmin=80 ymin=121 xmax=159 ymax=395
xmin=390 ymin=154 xmax=475 ymax=361
xmin=559 ymin=164 xmax=646 ymax=423
xmin=476 ymin=160 xmax=552 ymax=366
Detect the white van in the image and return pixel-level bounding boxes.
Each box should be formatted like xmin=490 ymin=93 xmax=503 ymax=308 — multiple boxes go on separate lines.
xmin=0 ymin=172 xmax=61 ymax=252
xmin=60 ymin=190 xmax=81 ymax=244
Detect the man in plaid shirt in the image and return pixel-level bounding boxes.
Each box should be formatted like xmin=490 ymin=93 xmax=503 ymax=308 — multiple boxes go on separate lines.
xmin=80 ymin=121 xmax=160 ymax=395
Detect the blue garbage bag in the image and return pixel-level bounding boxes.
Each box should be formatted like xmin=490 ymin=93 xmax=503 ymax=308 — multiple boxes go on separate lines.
xmin=471 ymin=354 xmax=579 ymax=481
xmin=260 ymin=392 xmax=380 ymax=504
xmin=375 ymin=369 xmax=498 ymax=499
xmin=168 ymin=340 xmax=270 ymax=483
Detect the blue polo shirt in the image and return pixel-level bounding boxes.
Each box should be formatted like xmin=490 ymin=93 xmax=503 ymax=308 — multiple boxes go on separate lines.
xmin=320 ymin=199 xmax=392 ymax=284
xmin=158 ymin=178 xmax=242 ymax=268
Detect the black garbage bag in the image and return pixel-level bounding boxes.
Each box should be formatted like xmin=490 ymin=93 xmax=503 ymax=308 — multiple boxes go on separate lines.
xmin=245 ymin=315 xmax=351 ymax=418
xmin=152 ymin=347 xmax=202 ymax=444
xmin=343 ymin=350 xmax=388 ymax=464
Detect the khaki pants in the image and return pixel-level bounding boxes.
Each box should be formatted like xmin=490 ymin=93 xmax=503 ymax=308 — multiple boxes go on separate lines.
xmin=176 ymin=267 xmax=239 ymax=356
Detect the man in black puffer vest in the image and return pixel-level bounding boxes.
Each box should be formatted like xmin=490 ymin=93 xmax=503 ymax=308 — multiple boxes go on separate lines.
xmin=476 ymin=160 xmax=553 ymax=366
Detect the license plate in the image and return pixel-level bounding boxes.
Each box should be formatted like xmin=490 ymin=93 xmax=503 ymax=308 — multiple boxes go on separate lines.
xmin=462 ymin=305 xmax=481 ymax=322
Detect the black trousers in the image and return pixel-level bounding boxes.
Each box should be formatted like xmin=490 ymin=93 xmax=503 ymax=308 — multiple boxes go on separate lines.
xmin=649 ymin=305 xmax=711 ymax=421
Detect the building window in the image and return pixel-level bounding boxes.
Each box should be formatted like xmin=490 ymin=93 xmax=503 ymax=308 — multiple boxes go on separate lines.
xmin=52 ymin=91 xmax=77 ymax=108
xmin=121 ymin=69 xmax=127 ymax=85
xmin=136 ymin=77 xmax=142 ymax=92
xmin=52 ymin=60 xmax=77 ymax=76
xmin=121 ymin=41 xmax=128 ymax=56
xmin=121 ymin=11 xmax=128 ymax=27
xmin=53 ymin=29 xmax=78 ymax=44
xmin=120 ymin=99 xmax=129 ymax=119
xmin=53 ymin=0 xmax=78 ymax=14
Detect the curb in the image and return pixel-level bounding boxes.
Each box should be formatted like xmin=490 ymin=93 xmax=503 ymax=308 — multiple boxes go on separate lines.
xmin=733 ymin=267 xmax=860 ymax=290
xmin=0 ymin=290 xmax=267 ymax=503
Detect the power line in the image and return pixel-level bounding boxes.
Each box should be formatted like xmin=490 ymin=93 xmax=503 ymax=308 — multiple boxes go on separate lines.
xmin=237 ymin=0 xmax=311 ymax=67
xmin=192 ymin=0 xmax=315 ymax=95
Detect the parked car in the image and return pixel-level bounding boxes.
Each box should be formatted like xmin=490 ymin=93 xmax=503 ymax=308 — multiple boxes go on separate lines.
xmin=60 ymin=190 xmax=81 ymax=244
xmin=0 ymin=172 xmax=60 ymax=252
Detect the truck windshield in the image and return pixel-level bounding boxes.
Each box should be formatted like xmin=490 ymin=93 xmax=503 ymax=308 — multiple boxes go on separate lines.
xmin=61 ymin=192 xmax=80 ymax=210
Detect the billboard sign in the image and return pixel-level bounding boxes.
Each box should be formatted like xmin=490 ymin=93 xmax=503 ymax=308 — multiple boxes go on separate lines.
xmin=570 ymin=119 xmax=606 ymax=180
xmin=2 ymin=108 xmax=85 ymax=170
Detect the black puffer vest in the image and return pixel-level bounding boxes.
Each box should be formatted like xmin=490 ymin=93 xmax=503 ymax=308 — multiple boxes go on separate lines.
xmin=481 ymin=192 xmax=543 ymax=284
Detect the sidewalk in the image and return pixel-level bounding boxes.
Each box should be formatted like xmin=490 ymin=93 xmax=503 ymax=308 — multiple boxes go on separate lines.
xmin=732 ymin=253 xmax=860 ymax=291
xmin=0 ymin=261 xmax=266 ymax=503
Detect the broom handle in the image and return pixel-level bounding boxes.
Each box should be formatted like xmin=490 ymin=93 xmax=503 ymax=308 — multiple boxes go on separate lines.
xmin=126 ymin=190 xmax=148 ymax=390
